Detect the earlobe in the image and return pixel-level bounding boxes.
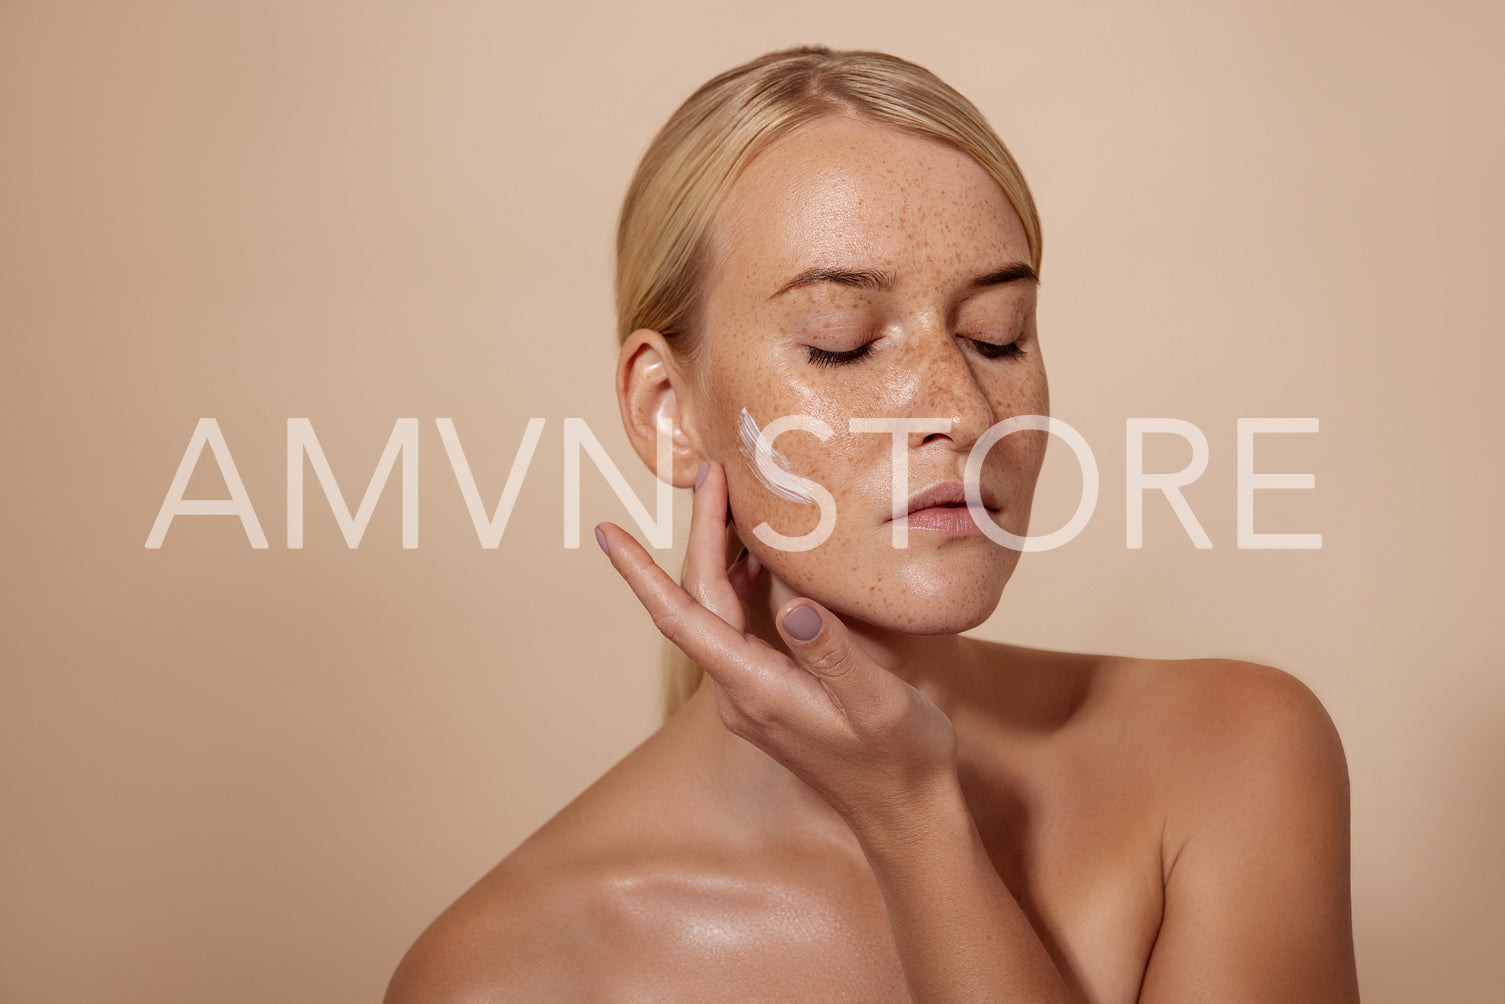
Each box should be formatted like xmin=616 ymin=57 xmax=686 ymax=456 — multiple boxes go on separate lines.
xmin=616 ymin=329 xmax=703 ymax=488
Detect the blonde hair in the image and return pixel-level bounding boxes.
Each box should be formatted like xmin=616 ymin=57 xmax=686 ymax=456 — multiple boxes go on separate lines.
xmin=614 ymin=46 xmax=1043 ymax=716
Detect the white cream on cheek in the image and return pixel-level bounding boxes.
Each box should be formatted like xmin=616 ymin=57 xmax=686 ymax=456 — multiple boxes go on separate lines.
xmin=737 ymin=407 xmax=816 ymax=506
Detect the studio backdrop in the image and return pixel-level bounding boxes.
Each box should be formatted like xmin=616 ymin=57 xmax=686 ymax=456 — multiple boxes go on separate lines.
xmin=2 ymin=1 xmax=1500 ymax=1001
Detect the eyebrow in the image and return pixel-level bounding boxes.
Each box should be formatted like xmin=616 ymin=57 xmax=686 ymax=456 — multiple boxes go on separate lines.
xmin=969 ymin=262 xmax=1040 ymax=288
xmin=771 ymin=266 xmax=894 ymax=298
xmin=770 ymin=260 xmax=1038 ymax=299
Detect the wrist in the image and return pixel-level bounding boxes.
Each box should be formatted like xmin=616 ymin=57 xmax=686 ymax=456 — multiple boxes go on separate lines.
xmin=847 ymin=771 xmax=974 ymax=867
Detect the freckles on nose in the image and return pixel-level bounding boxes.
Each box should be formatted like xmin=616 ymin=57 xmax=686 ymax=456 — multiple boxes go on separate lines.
xmin=900 ymin=343 xmax=994 ymax=434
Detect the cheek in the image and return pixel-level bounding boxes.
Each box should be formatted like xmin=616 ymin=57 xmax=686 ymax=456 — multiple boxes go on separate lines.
xmin=985 ymin=356 xmax=1049 ymax=416
xmin=974 ymin=367 xmax=1051 ymax=523
xmin=995 ymin=431 xmax=1050 ymax=521
xmin=725 ymin=462 xmax=827 ymax=542
xmin=703 ymin=359 xmax=863 ymax=536
xmin=720 ymin=411 xmax=855 ymax=544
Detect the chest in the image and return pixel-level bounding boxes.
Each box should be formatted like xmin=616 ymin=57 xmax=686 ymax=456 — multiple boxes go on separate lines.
xmin=614 ymin=784 xmax=1165 ymax=1004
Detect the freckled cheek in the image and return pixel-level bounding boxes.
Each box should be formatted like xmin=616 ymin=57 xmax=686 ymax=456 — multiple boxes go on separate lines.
xmin=982 ymin=361 xmax=1048 ymax=415
xmin=727 ymin=477 xmax=821 ymax=539
xmin=704 ymin=398 xmax=814 ymax=538
xmin=724 ymin=433 xmax=865 ymax=538
xmin=988 ymin=432 xmax=1049 ymax=532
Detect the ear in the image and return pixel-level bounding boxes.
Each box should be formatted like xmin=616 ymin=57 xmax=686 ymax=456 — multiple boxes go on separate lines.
xmin=616 ymin=329 xmax=703 ymax=489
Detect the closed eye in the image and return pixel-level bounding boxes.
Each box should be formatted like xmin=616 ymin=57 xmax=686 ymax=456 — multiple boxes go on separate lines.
xmin=969 ymin=339 xmax=1024 ymax=360
xmin=806 ymin=343 xmax=874 ymax=367
xmin=808 ymin=338 xmax=1024 ymax=367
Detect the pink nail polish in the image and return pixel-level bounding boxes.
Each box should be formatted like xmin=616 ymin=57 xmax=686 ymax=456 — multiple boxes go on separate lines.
xmin=695 ymin=461 xmax=708 ymax=491
xmin=783 ymin=605 xmax=822 ymax=642
xmin=594 ymin=527 xmax=608 ymax=555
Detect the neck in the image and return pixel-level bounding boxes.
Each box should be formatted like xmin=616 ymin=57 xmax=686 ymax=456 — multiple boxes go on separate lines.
xmin=667 ymin=569 xmax=994 ymax=844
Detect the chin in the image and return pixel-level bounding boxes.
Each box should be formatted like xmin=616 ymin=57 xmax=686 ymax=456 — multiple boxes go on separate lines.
xmin=862 ymin=599 xmax=1000 ymax=636
xmin=765 ymin=544 xmax=1017 ymax=637
xmin=876 ymin=568 xmax=1011 ymax=634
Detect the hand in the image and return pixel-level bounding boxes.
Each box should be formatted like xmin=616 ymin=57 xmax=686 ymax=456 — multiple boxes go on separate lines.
xmin=594 ymin=461 xmax=959 ymax=837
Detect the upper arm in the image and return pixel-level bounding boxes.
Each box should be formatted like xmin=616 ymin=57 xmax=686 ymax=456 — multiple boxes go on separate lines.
xmin=1139 ymin=662 xmax=1358 ymax=1003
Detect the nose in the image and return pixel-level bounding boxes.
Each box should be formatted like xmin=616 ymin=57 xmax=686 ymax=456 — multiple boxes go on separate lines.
xmin=900 ymin=323 xmax=996 ymax=453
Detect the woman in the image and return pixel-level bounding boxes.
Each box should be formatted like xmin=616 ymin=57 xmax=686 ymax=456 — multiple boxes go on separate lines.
xmin=387 ymin=46 xmax=1357 ymax=1002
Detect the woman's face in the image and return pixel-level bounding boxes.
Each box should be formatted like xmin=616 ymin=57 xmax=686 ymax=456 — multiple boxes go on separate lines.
xmin=687 ymin=116 xmax=1048 ymax=634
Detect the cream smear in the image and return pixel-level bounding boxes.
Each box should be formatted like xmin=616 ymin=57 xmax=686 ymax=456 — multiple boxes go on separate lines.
xmin=737 ymin=407 xmax=816 ymax=505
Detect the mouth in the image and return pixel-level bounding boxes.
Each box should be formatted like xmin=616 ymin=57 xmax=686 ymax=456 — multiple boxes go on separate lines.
xmin=890 ymin=481 xmax=1000 ymax=536
xmin=898 ymin=481 xmax=999 ymax=517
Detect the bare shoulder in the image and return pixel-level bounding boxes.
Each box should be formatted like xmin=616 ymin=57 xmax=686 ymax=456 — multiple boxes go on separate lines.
xmin=383 ymin=834 xmax=617 ymax=1003
xmin=1097 ymin=654 xmax=1357 ymax=998
xmin=1110 ymin=657 xmax=1356 ymax=998
xmin=985 ymin=642 xmax=1346 ymax=784
xmin=993 ymin=644 xmax=1352 ymax=848
xmin=383 ymin=699 xmax=906 ymax=1003
xmin=383 ymin=784 xmax=888 ymax=1004
xmin=1123 ymin=656 xmax=1348 ymax=794
xmin=384 ymin=799 xmax=748 ymax=1003
xmin=384 ymin=725 xmax=696 ymax=1004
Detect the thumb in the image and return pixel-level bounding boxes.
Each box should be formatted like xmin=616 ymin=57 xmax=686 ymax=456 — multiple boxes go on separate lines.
xmin=776 ymin=600 xmax=883 ymax=713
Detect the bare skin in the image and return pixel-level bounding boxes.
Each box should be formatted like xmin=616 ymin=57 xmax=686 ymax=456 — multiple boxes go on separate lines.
xmin=386 ymin=119 xmax=1357 ymax=1002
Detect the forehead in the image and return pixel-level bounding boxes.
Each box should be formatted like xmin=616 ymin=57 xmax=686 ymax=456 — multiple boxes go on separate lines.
xmin=707 ymin=117 xmax=1030 ymax=296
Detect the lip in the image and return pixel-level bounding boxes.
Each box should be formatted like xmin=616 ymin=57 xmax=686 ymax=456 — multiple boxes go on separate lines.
xmin=888 ymin=481 xmax=1000 ymax=537
xmin=896 ymin=481 xmax=1000 ymax=520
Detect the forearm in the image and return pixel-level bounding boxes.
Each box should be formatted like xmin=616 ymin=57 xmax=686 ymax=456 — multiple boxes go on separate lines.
xmin=853 ymin=780 xmax=1075 ymax=1004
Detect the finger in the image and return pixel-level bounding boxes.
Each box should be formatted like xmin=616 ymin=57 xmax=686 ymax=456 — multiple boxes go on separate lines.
xmin=597 ymin=520 xmax=767 ymax=687
xmin=599 ymin=522 xmax=835 ymax=735
xmin=775 ymin=598 xmax=892 ymax=723
xmin=680 ymin=461 xmax=743 ymax=625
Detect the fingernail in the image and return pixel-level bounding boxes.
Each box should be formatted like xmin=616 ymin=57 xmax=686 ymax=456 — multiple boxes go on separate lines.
xmin=694 ymin=461 xmax=708 ymax=491
xmin=594 ymin=526 xmax=608 ymax=555
xmin=783 ymin=605 xmax=822 ymax=642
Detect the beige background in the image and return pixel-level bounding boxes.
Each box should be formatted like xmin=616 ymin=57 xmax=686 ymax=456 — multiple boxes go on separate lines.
xmin=2 ymin=1 xmax=1501 ymax=1001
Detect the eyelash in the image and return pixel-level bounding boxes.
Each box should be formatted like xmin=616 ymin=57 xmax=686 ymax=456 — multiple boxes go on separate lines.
xmin=970 ymin=340 xmax=1025 ymax=361
xmin=806 ymin=339 xmax=1024 ymax=368
xmin=807 ymin=344 xmax=874 ymax=367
